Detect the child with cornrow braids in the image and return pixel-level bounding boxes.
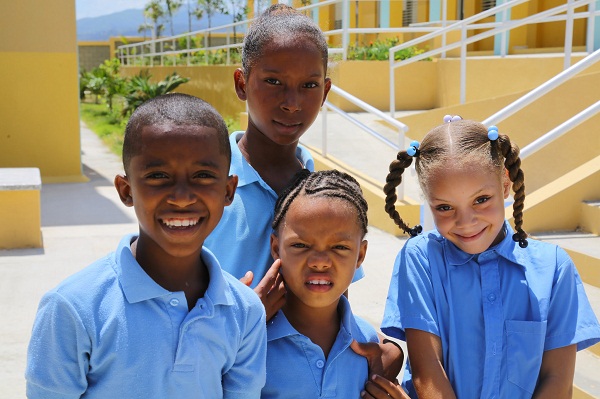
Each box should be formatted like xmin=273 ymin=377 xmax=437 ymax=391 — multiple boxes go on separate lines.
xmin=203 ymin=3 xmax=405 ymax=383
xmin=380 ymin=117 xmax=600 ymax=399
xmin=263 ymin=169 xmax=409 ymax=399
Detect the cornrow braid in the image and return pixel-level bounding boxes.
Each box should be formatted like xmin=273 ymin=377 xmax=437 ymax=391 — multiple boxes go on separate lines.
xmin=496 ymin=134 xmax=528 ymax=247
xmin=383 ymin=152 xmax=422 ymax=236
xmin=272 ymin=169 xmax=369 ymax=237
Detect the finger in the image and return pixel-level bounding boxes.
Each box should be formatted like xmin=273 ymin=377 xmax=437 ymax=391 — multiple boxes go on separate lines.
xmin=239 ymin=271 xmax=253 ymax=287
xmin=368 ymin=375 xmax=409 ymax=399
xmin=362 ymin=380 xmax=387 ymax=398
xmin=256 ymin=259 xmax=282 ymax=290
xmin=351 ymin=339 xmax=378 ymax=358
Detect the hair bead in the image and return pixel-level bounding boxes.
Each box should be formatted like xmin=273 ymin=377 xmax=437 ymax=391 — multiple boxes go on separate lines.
xmin=487 ymin=126 xmax=499 ymax=141
xmin=407 ymin=140 xmax=420 ymax=157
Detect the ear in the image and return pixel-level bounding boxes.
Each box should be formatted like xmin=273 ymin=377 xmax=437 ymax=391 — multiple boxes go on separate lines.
xmin=321 ymin=77 xmax=332 ymax=106
xmin=224 ymin=175 xmax=238 ymax=206
xmin=233 ymin=68 xmax=247 ymax=101
xmin=114 ymin=174 xmax=133 ymax=207
xmin=270 ymin=233 xmax=280 ymax=260
xmin=502 ymin=169 xmax=511 ymax=199
xmin=355 ymin=239 xmax=368 ymax=270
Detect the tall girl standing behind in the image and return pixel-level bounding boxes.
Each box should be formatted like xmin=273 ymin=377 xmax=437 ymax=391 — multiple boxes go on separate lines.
xmin=204 ymin=4 xmax=368 ymax=318
xmin=381 ymin=118 xmax=600 ymax=398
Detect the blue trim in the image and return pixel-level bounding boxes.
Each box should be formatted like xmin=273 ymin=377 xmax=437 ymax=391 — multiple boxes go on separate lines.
xmin=429 ymin=0 xmax=442 ymax=21
xmin=380 ymin=0 xmax=390 ymax=28
xmin=493 ymin=0 xmax=511 ymax=55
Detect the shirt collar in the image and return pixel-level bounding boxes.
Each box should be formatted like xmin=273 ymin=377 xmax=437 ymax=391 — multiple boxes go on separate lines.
xmin=443 ymin=221 xmax=526 ymax=267
xmin=113 ymin=234 xmax=233 ymax=306
xmin=266 ymin=296 xmax=355 ymax=342
xmin=229 ymin=131 xmax=314 ymax=189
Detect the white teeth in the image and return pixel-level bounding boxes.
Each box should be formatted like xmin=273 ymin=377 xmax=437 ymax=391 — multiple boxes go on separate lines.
xmin=162 ymin=219 xmax=198 ymax=227
xmin=307 ymin=280 xmax=331 ymax=285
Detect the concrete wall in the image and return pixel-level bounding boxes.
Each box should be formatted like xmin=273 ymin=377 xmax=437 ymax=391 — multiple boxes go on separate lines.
xmin=120 ymin=65 xmax=245 ymax=120
xmin=78 ymin=42 xmax=112 ymax=71
xmin=0 ymin=0 xmax=84 ymax=183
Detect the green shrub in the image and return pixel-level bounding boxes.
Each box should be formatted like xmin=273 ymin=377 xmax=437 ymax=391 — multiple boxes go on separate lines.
xmin=347 ymin=37 xmax=428 ymax=61
xmin=121 ymin=70 xmax=190 ymax=116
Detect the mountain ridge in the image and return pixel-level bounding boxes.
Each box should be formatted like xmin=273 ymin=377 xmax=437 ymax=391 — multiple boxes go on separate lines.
xmin=77 ymin=8 xmax=233 ymax=41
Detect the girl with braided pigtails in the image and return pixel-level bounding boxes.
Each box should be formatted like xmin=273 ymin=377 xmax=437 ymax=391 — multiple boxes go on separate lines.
xmin=380 ymin=117 xmax=600 ymax=398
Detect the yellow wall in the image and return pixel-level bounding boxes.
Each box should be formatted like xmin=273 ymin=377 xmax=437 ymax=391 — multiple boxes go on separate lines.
xmin=328 ymin=60 xmax=438 ymax=111
xmin=0 ymin=1 xmax=84 ymax=183
xmin=0 ymin=190 xmax=42 ymax=249
xmin=120 ymin=66 xmax=245 ymax=120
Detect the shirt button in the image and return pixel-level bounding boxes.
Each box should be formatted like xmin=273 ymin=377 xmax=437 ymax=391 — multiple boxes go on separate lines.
xmin=315 ymin=360 xmax=324 ymax=369
xmin=488 ymin=294 xmax=496 ymax=302
xmin=169 ymin=298 xmax=179 ymax=307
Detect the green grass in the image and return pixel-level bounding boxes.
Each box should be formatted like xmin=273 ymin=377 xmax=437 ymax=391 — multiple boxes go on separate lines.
xmin=80 ymin=101 xmax=126 ymax=156
xmin=80 ymin=100 xmax=242 ymax=158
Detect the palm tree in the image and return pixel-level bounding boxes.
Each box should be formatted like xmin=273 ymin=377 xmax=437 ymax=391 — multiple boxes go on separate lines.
xmin=194 ymin=0 xmax=225 ymax=47
xmin=224 ymin=0 xmax=248 ymax=44
xmin=144 ymin=0 xmax=165 ymax=40
xmin=164 ymin=0 xmax=183 ymax=36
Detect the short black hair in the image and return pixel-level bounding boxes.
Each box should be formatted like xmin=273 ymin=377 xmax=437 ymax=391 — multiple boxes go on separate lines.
xmin=122 ymin=93 xmax=230 ymax=173
xmin=241 ymin=4 xmax=329 ymax=76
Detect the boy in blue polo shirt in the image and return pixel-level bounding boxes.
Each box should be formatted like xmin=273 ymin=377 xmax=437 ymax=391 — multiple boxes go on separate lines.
xmin=25 ymin=94 xmax=267 ymax=399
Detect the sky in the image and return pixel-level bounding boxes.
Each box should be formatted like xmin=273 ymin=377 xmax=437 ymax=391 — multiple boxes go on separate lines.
xmin=75 ymin=0 xmax=149 ymax=19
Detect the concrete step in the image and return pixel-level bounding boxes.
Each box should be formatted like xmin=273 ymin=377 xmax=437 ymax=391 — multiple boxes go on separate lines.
xmin=534 ymin=231 xmax=600 ymax=289
xmin=581 ymin=201 xmax=600 ymax=236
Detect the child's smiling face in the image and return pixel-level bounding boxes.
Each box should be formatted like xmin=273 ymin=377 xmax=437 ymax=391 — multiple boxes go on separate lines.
xmin=236 ymin=35 xmax=331 ymax=146
xmin=426 ymin=163 xmax=510 ymax=254
xmin=115 ymin=123 xmax=237 ymax=261
xmin=271 ymin=195 xmax=367 ymax=311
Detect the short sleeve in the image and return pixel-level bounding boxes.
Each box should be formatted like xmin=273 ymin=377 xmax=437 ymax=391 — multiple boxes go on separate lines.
xmin=544 ymin=248 xmax=600 ymax=351
xmin=222 ymin=301 xmax=267 ymax=399
xmin=381 ymin=239 xmax=440 ymax=341
xmin=26 ymin=292 xmax=90 ymax=399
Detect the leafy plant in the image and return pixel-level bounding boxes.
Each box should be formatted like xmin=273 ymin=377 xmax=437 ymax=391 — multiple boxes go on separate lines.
xmin=121 ymin=70 xmax=190 ymax=116
xmin=347 ymin=37 xmax=429 ymax=61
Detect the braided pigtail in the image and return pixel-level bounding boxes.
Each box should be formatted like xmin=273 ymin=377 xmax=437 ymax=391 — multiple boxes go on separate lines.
xmin=496 ymin=134 xmax=528 ymax=248
xmin=383 ymin=149 xmax=422 ymax=237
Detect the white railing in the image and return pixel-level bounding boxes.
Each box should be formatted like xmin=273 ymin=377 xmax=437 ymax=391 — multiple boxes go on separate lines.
xmin=483 ymin=48 xmax=600 ymax=127
xmin=321 ymin=84 xmax=409 ymax=199
xmin=389 ymin=0 xmax=600 ymax=117
xmin=519 ymin=101 xmax=600 ymax=160
xmin=117 ymin=0 xmax=442 ymax=67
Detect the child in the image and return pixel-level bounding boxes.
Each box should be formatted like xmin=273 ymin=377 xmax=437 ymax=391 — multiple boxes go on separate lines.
xmin=262 ymin=169 xmax=407 ymax=399
xmin=203 ymin=4 xmax=365 ymax=317
xmin=381 ymin=117 xmax=600 ymax=398
xmin=25 ymin=93 xmax=267 ymax=399
xmin=201 ymin=2 xmax=401 ymax=383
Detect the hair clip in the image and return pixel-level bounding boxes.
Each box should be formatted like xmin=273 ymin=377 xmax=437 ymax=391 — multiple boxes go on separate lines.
xmin=487 ymin=126 xmax=499 ymax=141
xmin=443 ymin=115 xmax=462 ymax=123
xmin=512 ymin=233 xmax=528 ymax=248
xmin=406 ymin=140 xmax=420 ymax=157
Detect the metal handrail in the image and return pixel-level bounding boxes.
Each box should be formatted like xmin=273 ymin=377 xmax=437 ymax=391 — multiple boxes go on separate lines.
xmin=389 ymin=0 xmax=598 ymax=116
xmin=483 ymin=48 xmax=600 ymax=127
xmin=320 ymin=84 xmax=409 ymax=199
xmin=520 ymin=101 xmax=600 ymax=160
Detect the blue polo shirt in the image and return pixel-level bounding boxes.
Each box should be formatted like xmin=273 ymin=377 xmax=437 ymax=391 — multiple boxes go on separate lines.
xmin=262 ymin=296 xmax=379 ymax=398
xmin=381 ymin=222 xmax=600 ymax=399
xmin=26 ymin=234 xmax=267 ymax=399
xmin=205 ymin=132 xmax=364 ymax=286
